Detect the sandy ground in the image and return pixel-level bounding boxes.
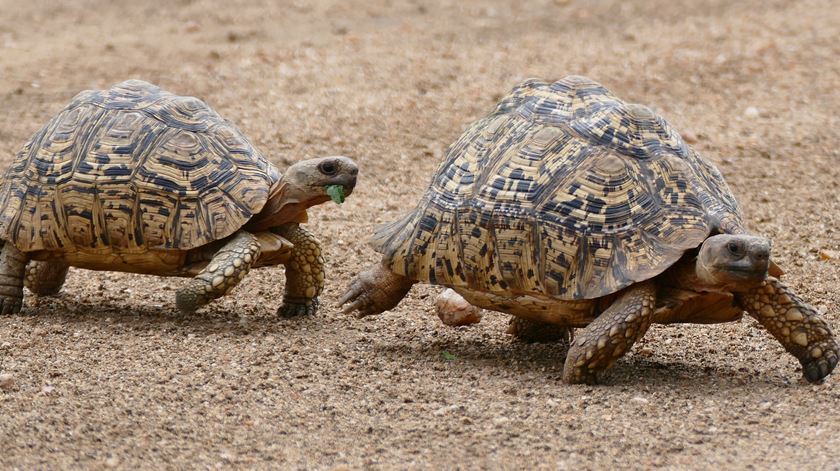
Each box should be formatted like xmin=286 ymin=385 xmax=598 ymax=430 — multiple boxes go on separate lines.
xmin=1 ymin=0 xmax=839 ymax=469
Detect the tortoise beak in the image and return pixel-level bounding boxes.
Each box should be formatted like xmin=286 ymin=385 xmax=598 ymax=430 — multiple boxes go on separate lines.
xmin=330 ymin=171 xmax=357 ymax=197
xmin=341 ymin=179 xmax=356 ymax=197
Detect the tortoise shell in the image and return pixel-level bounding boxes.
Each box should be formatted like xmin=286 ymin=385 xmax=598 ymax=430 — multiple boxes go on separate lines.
xmin=0 ymin=80 xmax=278 ymax=253
xmin=371 ymin=75 xmax=744 ymax=300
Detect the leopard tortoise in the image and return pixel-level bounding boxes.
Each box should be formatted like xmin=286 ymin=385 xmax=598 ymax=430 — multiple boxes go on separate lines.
xmin=0 ymin=80 xmax=357 ymax=316
xmin=340 ymin=75 xmax=838 ymax=384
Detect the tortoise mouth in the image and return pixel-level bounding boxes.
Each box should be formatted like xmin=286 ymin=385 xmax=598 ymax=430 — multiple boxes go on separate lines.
xmin=321 ymin=178 xmax=356 ymax=196
xmin=713 ymin=254 xmax=770 ymax=274
xmin=712 ymin=263 xmax=768 ymax=277
xmin=714 ymin=264 xmax=766 ymax=273
xmin=709 ymin=263 xmax=769 ymax=290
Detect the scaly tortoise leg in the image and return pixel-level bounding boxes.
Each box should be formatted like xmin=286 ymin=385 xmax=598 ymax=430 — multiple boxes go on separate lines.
xmin=508 ymin=316 xmax=573 ymax=344
xmin=175 ymin=231 xmax=260 ymax=313
xmin=0 ymin=242 xmax=29 ymax=314
xmin=737 ymin=277 xmax=839 ymax=383
xmin=275 ymin=224 xmax=324 ymax=318
xmin=563 ymin=281 xmax=656 ymax=384
xmin=25 ymin=260 xmax=69 ymax=296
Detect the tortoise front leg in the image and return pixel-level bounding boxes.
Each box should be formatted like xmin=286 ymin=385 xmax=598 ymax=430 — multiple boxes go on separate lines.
xmin=563 ymin=281 xmax=656 ymax=384
xmin=25 ymin=260 xmax=69 ymax=296
xmin=0 ymin=242 xmax=29 ymax=314
xmin=737 ymin=277 xmax=839 ymax=383
xmin=175 ymin=231 xmax=260 ymax=313
xmin=275 ymin=224 xmax=324 ymax=318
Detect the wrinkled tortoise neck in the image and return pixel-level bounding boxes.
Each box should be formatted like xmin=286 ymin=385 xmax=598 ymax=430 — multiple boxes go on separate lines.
xmin=245 ymin=179 xmax=328 ymax=232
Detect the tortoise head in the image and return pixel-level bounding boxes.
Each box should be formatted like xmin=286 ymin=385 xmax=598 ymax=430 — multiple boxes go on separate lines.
xmin=248 ymin=156 xmax=358 ymax=230
xmin=695 ymin=234 xmax=771 ymax=291
xmin=284 ymin=156 xmax=358 ymax=202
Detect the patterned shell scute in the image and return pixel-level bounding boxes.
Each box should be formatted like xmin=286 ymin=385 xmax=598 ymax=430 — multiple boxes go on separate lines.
xmin=0 ymin=80 xmax=275 ymax=252
xmin=371 ymin=76 xmax=743 ymax=300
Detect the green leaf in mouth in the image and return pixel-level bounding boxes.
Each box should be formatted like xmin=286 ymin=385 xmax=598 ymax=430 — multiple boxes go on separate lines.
xmin=326 ymin=184 xmax=345 ymax=204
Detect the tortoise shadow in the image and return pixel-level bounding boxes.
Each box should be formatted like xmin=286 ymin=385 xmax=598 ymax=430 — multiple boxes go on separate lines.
xmin=13 ymin=294 xmax=326 ymax=338
xmin=15 ymin=296 xmax=808 ymax=392
xmin=369 ymin=333 xmax=801 ymax=392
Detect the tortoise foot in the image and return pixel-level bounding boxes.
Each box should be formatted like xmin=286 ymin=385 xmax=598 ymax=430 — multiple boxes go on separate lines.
xmin=278 ymin=298 xmax=319 ymax=318
xmin=0 ymin=295 xmax=22 ymax=315
xmin=0 ymin=242 xmax=27 ymax=315
xmin=175 ymin=289 xmax=203 ymax=314
xmin=25 ymin=260 xmax=69 ymax=296
xmin=339 ymin=264 xmax=414 ymax=317
xmin=562 ymin=365 xmax=600 ymax=385
xmin=801 ymin=340 xmax=839 ymax=384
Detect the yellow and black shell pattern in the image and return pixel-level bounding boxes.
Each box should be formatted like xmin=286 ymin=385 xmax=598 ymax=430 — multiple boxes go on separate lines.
xmin=372 ymin=76 xmax=744 ymax=300
xmin=0 ymin=80 xmax=278 ymax=252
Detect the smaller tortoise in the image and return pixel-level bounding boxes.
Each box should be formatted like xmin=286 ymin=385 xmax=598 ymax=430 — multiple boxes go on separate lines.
xmin=340 ymin=75 xmax=839 ymax=384
xmin=0 ymin=80 xmax=357 ymax=316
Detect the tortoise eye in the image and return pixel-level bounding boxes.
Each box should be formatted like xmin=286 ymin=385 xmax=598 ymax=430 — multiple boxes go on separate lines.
xmin=727 ymin=242 xmax=741 ymax=255
xmin=318 ymin=160 xmax=338 ymax=176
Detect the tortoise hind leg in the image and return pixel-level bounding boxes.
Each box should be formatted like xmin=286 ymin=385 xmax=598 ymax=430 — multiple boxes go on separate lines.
xmin=175 ymin=231 xmax=260 ymax=313
xmin=508 ymin=317 xmax=573 ymax=344
xmin=275 ymin=224 xmax=324 ymax=318
xmin=0 ymin=241 xmax=29 ymax=314
xmin=562 ymin=281 xmax=656 ymax=384
xmin=339 ymin=263 xmax=415 ymax=317
xmin=25 ymin=260 xmax=69 ymax=296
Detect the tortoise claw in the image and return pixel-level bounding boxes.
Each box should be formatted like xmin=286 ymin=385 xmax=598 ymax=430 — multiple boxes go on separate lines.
xmin=278 ymin=298 xmax=319 ymax=318
xmin=338 ymin=287 xmax=377 ymax=318
xmin=341 ymin=299 xmax=367 ymax=317
xmin=337 ymin=281 xmax=366 ymax=315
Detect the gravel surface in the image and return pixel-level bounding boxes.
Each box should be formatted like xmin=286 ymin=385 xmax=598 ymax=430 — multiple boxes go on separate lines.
xmin=1 ymin=0 xmax=839 ymax=468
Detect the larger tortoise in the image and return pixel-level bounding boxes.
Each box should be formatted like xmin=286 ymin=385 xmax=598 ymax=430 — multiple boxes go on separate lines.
xmin=340 ymin=75 xmax=839 ymax=384
xmin=0 ymin=80 xmax=357 ymax=316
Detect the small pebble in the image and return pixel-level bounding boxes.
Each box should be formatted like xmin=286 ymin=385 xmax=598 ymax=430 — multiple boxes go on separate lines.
xmin=0 ymin=373 xmax=15 ymax=391
xmin=637 ymin=347 xmax=654 ymax=357
xmin=681 ymin=129 xmax=700 ymax=144
xmin=744 ymin=106 xmax=760 ymax=118
xmin=818 ymin=249 xmax=837 ymax=261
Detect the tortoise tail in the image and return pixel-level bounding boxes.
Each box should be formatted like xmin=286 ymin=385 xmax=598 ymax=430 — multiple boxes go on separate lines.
xmin=368 ymin=209 xmax=419 ymax=258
